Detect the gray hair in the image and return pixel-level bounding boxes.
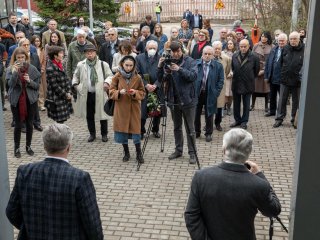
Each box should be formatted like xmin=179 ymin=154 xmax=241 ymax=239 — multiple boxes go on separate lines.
xmin=223 ymin=129 xmax=253 ymax=163
xmin=42 ymin=124 xmax=73 ymax=154
xmin=141 ymin=26 xmax=150 ymax=32
xmin=146 ymin=40 xmax=158 ymax=48
xmin=278 ymin=33 xmax=288 ymax=41
xmin=18 ymin=38 xmax=28 ymax=46
xmin=289 ymin=31 xmax=300 ymax=39
xmin=202 ymin=45 xmax=214 ymax=53
xmin=212 ymin=41 xmax=222 ymax=49
xmin=108 ymin=27 xmax=118 ymax=34
xmin=77 ymin=29 xmax=87 ymax=38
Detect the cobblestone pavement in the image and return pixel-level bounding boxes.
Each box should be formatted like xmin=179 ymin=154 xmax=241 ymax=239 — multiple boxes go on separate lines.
xmin=3 ymin=97 xmax=295 ymax=240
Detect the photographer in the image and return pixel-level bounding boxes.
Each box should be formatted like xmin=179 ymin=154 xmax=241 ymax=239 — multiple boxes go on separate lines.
xmin=157 ymin=41 xmax=198 ymax=164
xmin=185 ymin=128 xmax=281 ymax=240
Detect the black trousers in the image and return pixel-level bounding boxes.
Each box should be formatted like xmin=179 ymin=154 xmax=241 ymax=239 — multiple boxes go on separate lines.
xmin=12 ymin=99 xmax=37 ymax=148
xmin=269 ymin=83 xmax=280 ymax=114
xmin=214 ymin=108 xmax=223 ymax=126
xmin=275 ymin=84 xmax=300 ymax=121
xmin=86 ymin=92 xmax=108 ymax=136
xmin=195 ymin=90 xmax=213 ymax=136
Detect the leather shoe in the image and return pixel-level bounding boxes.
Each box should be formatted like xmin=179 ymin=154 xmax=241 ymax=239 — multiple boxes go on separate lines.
xmin=14 ymin=148 xmax=21 ymax=158
xmin=230 ymin=122 xmax=241 ymax=128
xmin=196 ymin=133 xmax=200 ymax=138
xmin=87 ymin=135 xmax=96 ymax=142
xmin=240 ymin=123 xmax=247 ymax=129
xmin=205 ymin=135 xmax=212 ymax=142
xmin=189 ymin=155 xmax=196 ymax=164
xmin=168 ymin=151 xmax=182 ymax=160
xmin=273 ymin=120 xmax=283 ymax=128
xmin=26 ymin=146 xmax=34 ymax=156
xmin=153 ymin=132 xmax=161 ymax=138
xmin=123 ymin=153 xmax=130 ymax=162
xmin=34 ymin=125 xmax=43 ymax=132
xmin=215 ymin=125 xmax=222 ymax=131
xmin=265 ymin=112 xmax=275 ymax=117
xmin=136 ymin=153 xmax=144 ymax=164
xmin=102 ymin=135 xmax=108 ymax=142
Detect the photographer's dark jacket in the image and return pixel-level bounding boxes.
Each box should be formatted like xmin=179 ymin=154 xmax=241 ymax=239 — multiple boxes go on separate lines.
xmin=6 ymin=64 xmax=40 ymax=107
xmin=185 ymin=162 xmax=281 ymax=240
xmin=157 ymin=55 xmax=197 ymax=108
xmin=231 ymin=50 xmax=260 ymax=95
xmin=280 ymin=42 xmax=304 ymax=87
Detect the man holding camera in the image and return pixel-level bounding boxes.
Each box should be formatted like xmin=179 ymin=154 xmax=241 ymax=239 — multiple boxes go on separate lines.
xmin=185 ymin=128 xmax=281 ymax=239
xmin=157 ymin=41 xmax=198 ymax=164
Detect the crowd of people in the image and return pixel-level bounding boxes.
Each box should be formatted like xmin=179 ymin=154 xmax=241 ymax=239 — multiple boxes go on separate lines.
xmin=0 ymin=11 xmax=306 ymax=162
xmin=1 ymin=8 xmax=308 ymax=240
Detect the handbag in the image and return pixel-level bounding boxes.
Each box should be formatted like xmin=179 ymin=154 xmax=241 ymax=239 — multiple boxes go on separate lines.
xmin=101 ymin=61 xmax=115 ymax=116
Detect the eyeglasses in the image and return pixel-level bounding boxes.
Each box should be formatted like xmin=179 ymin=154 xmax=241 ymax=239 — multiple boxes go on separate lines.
xmin=109 ymin=34 xmax=115 ymax=36
xmin=199 ymin=34 xmax=205 ymax=37
xmin=22 ymin=44 xmax=30 ymax=47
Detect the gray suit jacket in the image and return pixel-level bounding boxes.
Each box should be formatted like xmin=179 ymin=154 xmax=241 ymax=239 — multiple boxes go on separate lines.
xmin=6 ymin=157 xmax=103 ymax=240
xmin=185 ymin=162 xmax=281 ymax=240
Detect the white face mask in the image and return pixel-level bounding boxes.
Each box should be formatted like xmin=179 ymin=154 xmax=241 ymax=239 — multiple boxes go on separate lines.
xmin=147 ymin=49 xmax=157 ymax=57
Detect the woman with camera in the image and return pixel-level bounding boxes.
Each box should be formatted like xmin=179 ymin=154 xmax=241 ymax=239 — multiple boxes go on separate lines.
xmin=7 ymin=47 xmax=40 ymax=158
xmin=46 ymin=46 xmax=73 ymax=124
xmin=109 ymin=55 xmax=145 ymax=163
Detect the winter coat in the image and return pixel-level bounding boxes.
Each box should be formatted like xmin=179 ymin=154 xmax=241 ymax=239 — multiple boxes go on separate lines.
xmin=109 ymin=72 xmax=145 ymax=134
xmin=72 ymin=58 xmax=113 ymax=121
xmin=46 ymin=60 xmax=73 ymax=122
xmin=231 ymin=51 xmax=260 ymax=95
xmin=196 ymin=60 xmax=224 ymax=117
xmin=7 ymin=64 xmax=40 ymax=107
xmin=157 ymin=55 xmax=198 ymax=108
xmin=280 ymin=42 xmax=304 ymax=87
xmin=215 ymin=53 xmax=231 ymax=108
xmin=42 ymin=30 xmax=66 ymax=47
xmin=99 ymin=39 xmax=120 ymax=71
xmin=67 ymin=41 xmax=94 ymax=80
xmin=136 ymin=34 xmax=159 ymax=54
xmin=112 ymin=52 xmax=137 ymax=73
xmin=264 ymin=45 xmax=282 ymax=85
xmin=4 ymin=23 xmax=26 ymax=37
xmin=22 ymin=23 xmax=34 ymax=40
xmin=252 ymin=42 xmax=273 ymax=93
xmin=136 ymin=52 xmax=161 ymax=120
xmin=191 ymin=41 xmax=211 ymax=60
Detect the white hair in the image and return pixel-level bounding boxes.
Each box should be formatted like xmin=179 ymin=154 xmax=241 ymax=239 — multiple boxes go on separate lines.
xmin=223 ymin=129 xmax=253 ymax=163
xmin=212 ymin=41 xmax=222 ymax=49
xmin=141 ymin=26 xmax=150 ymax=32
xmin=278 ymin=33 xmax=288 ymax=41
xmin=289 ymin=31 xmax=300 ymax=39
xmin=202 ymin=45 xmax=213 ymax=52
xmin=108 ymin=27 xmax=118 ymax=34
xmin=146 ymin=40 xmax=158 ymax=48
xmin=42 ymin=124 xmax=73 ymax=154
xmin=77 ymin=29 xmax=87 ymax=38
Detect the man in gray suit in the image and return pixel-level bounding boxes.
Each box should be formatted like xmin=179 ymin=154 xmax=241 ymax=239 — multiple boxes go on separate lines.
xmin=6 ymin=123 xmax=103 ymax=240
xmin=185 ymin=128 xmax=281 ymax=240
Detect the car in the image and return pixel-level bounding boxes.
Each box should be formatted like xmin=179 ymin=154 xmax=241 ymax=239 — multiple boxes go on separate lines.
xmin=16 ymin=8 xmax=44 ymax=24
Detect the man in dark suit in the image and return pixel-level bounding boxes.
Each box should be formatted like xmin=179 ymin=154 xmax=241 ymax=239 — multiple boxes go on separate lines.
xmin=189 ymin=9 xmax=203 ymax=30
xmin=182 ymin=8 xmax=193 ymax=25
xmin=99 ymin=27 xmax=120 ymax=73
xmin=139 ymin=15 xmax=156 ymax=35
xmin=3 ymin=12 xmax=26 ymax=37
xmin=230 ymin=39 xmax=260 ymax=129
xmin=185 ymin=128 xmax=281 ymax=240
xmin=194 ymin=45 xmax=224 ymax=142
xmin=6 ymin=123 xmax=104 ymax=240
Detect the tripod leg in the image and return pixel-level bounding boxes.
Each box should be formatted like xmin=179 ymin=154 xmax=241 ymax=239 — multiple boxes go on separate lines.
xmin=142 ymin=117 xmax=153 ymax=156
xmin=160 ymin=116 xmax=167 ymax=152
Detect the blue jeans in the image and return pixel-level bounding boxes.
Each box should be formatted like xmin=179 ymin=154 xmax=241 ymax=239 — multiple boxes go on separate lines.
xmin=156 ymin=13 xmax=160 ymax=23
xmin=233 ymin=93 xmax=251 ymax=124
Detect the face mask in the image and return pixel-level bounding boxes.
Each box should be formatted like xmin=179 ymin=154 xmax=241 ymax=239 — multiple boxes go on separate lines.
xmin=147 ymin=49 xmax=156 ymax=57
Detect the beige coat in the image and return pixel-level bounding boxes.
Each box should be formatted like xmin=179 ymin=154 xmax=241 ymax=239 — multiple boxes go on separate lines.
xmin=72 ymin=59 xmax=113 ymax=120
xmin=109 ymin=72 xmax=145 ymax=134
xmin=216 ymin=52 xmax=231 ymax=108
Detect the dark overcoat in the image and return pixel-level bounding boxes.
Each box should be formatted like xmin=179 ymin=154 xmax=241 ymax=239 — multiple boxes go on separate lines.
xmin=231 ymin=51 xmax=260 ymax=95
xmin=109 ymin=72 xmax=145 ymax=134
xmin=46 ymin=60 xmax=73 ymax=122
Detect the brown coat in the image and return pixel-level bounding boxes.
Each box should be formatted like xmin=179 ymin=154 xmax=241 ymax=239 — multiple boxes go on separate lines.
xmin=109 ymin=72 xmax=145 ymax=134
xmin=216 ymin=53 xmax=231 ymax=108
xmin=252 ymin=42 xmax=274 ymax=94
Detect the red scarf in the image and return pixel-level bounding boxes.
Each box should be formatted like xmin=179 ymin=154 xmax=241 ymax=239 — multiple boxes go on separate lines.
xmin=18 ymin=64 xmax=29 ymax=122
xmin=198 ymin=40 xmax=207 ymax=52
xmin=52 ymin=59 xmax=63 ymax=71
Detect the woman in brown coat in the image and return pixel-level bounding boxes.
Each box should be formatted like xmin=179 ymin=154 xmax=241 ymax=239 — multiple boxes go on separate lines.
xmin=251 ymin=31 xmax=274 ymax=112
xmin=109 ymin=55 xmax=145 ymax=163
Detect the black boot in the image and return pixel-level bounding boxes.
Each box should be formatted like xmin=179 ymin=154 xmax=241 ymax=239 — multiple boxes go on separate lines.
xmin=264 ymin=95 xmax=269 ymax=113
xmin=122 ymin=144 xmax=130 ymax=162
xmin=135 ymin=143 xmax=144 ymax=164
xmin=250 ymin=95 xmax=256 ymax=111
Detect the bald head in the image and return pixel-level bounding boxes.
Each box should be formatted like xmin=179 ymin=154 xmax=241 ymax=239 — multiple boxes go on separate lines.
xmin=239 ymin=39 xmax=250 ymax=54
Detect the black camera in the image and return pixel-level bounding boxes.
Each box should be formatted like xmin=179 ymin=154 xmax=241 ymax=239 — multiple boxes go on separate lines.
xmin=162 ymin=51 xmax=174 ymax=65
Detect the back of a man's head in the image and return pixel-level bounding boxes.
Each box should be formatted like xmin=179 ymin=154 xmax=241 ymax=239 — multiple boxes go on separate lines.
xmin=223 ymin=129 xmax=253 ymax=163
xmin=42 ymin=124 xmax=73 ymax=155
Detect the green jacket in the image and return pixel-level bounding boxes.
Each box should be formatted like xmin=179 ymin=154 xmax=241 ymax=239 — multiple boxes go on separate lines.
xmin=66 ymin=40 xmax=93 ymax=80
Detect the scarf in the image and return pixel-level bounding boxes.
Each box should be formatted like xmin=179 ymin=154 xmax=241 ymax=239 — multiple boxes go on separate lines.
xmin=198 ymin=40 xmax=207 ymax=52
xmin=119 ymin=68 xmax=133 ymax=84
xmin=52 ymin=59 xmax=63 ymax=71
xmin=77 ymin=41 xmax=87 ymax=53
xmin=17 ymin=63 xmax=29 ymax=122
xmin=86 ymin=57 xmax=98 ymax=87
